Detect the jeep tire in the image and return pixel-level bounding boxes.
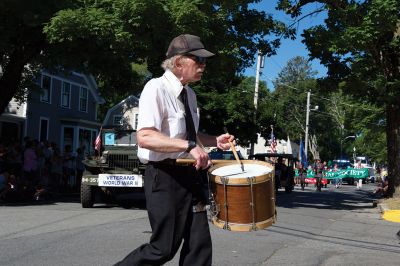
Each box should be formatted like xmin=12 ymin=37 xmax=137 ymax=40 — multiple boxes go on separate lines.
xmin=81 ymin=183 xmax=95 ymax=208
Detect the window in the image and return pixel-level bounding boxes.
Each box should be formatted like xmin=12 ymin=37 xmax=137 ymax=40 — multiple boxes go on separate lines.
xmin=134 ymin=113 xmax=139 ymax=129
xmin=40 ymin=75 xmax=51 ymax=103
xmin=39 ymin=118 xmax=49 ymax=141
xmin=113 ymin=115 xmax=122 ymax=125
xmin=79 ymin=87 xmax=88 ymax=112
xmin=61 ymin=82 xmax=71 ymax=108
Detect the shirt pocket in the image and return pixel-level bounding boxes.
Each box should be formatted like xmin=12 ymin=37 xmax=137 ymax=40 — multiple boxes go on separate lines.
xmin=167 ymin=110 xmax=186 ymax=137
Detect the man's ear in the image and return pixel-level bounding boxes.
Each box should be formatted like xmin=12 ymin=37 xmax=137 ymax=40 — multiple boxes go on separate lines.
xmin=175 ymin=56 xmax=185 ymax=69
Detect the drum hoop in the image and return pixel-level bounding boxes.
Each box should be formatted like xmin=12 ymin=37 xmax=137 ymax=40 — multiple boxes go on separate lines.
xmin=209 ymin=160 xmax=274 ymax=185
xmin=211 ymin=216 xmax=275 ymax=232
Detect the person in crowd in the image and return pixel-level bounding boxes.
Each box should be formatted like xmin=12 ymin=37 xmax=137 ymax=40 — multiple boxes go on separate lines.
xmin=274 ymin=157 xmax=287 ymax=192
xmin=5 ymin=141 xmax=23 ymax=176
xmin=372 ymin=166 xmax=389 ymax=197
xmin=0 ymin=171 xmax=19 ymax=202
xmin=0 ymin=170 xmax=7 ymax=200
xmin=75 ymin=147 xmax=85 ymax=192
xmin=297 ymin=162 xmax=306 ymax=191
xmin=50 ymin=148 xmax=63 ymax=192
xmin=114 ymin=34 xmax=234 ymax=266
xmin=0 ymin=142 xmax=5 ymax=173
xmin=294 ymin=162 xmax=300 ymax=186
xmin=373 ymin=178 xmax=388 ymax=197
xmin=332 ymin=163 xmax=342 ymax=188
xmin=22 ymin=140 xmax=38 ymax=196
xmin=62 ymin=145 xmax=75 ymax=191
xmin=313 ymin=158 xmax=324 ymax=192
xmin=354 ymin=160 xmax=363 ymax=189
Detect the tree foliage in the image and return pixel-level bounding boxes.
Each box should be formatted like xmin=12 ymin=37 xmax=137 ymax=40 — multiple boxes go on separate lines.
xmin=277 ymin=0 xmax=400 ymax=196
xmin=1 ymin=0 xmax=293 ymax=144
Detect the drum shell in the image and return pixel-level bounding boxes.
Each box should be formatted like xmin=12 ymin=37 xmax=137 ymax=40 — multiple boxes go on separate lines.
xmin=208 ymin=160 xmax=275 ymax=231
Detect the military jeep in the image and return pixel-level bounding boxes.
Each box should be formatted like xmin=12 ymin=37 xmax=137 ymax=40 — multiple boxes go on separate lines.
xmin=81 ymin=126 xmax=145 ymax=208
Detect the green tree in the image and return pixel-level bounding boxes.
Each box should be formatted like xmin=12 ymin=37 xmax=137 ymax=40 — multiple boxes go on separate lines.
xmin=278 ymin=0 xmax=400 ymax=197
xmin=198 ymin=76 xmax=271 ymax=145
xmin=270 ymin=56 xmax=331 ymax=161
xmin=0 ymin=0 xmax=293 ymax=122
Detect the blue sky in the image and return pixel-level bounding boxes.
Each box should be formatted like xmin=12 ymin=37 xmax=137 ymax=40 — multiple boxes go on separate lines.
xmin=245 ymin=1 xmax=327 ymax=90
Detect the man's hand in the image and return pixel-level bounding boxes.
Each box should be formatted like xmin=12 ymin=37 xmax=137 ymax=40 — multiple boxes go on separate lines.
xmin=216 ymin=133 xmax=235 ymax=151
xmin=189 ymin=146 xmax=211 ymax=170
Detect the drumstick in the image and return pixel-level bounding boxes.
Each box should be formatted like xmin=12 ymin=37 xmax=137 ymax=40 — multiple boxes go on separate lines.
xmin=223 ymin=127 xmax=244 ymax=172
xmin=176 ymin=159 xmax=228 ymax=165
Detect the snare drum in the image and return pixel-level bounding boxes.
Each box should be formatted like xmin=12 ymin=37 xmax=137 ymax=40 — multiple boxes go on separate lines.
xmin=208 ymin=160 xmax=275 ymax=232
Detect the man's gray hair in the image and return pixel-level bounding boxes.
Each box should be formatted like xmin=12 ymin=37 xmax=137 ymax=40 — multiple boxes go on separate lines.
xmin=161 ymin=55 xmax=185 ymax=71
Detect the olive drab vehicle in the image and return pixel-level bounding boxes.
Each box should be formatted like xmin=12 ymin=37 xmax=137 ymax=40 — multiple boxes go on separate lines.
xmin=249 ymin=153 xmax=296 ymax=193
xmin=81 ymin=126 xmax=145 ymax=208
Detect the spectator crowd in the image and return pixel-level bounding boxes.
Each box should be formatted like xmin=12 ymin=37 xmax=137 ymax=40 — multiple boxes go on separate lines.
xmin=0 ymin=137 xmax=87 ymax=203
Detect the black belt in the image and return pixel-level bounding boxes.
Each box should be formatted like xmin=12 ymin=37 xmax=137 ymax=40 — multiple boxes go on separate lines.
xmin=148 ymin=159 xmax=193 ymax=167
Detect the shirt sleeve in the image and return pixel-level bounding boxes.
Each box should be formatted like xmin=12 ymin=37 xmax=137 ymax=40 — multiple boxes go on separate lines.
xmin=137 ymin=79 xmax=164 ymax=131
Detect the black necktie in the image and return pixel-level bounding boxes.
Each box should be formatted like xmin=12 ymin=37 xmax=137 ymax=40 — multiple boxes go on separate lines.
xmin=181 ymin=88 xmax=196 ymax=142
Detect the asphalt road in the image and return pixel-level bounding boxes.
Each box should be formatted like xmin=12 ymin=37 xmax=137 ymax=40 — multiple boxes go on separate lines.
xmin=1 ymin=183 xmax=399 ymax=266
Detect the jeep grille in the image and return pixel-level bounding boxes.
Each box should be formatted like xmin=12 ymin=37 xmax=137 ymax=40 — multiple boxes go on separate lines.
xmin=108 ymin=154 xmax=140 ymax=170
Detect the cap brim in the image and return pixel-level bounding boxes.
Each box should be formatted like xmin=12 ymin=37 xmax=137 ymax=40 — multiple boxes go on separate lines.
xmin=188 ymin=49 xmax=215 ymax=58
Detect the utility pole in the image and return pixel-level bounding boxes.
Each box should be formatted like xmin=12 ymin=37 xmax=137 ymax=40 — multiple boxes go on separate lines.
xmin=250 ymin=50 xmax=264 ymax=155
xmin=304 ymin=90 xmax=311 ymax=163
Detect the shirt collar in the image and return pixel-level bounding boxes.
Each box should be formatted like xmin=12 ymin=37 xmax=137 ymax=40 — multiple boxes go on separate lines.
xmin=164 ymin=70 xmax=185 ymax=98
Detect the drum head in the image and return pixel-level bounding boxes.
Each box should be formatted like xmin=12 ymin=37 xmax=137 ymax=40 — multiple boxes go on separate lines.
xmin=209 ymin=160 xmax=273 ymax=185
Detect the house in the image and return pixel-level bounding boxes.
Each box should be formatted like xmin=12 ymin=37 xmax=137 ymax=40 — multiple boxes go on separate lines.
xmin=0 ymin=70 xmax=105 ymax=155
xmin=102 ymin=95 xmax=139 ymax=129
xmin=0 ymin=99 xmax=27 ymax=143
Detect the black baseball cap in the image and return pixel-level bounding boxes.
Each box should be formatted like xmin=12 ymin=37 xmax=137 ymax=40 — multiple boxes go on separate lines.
xmin=166 ymin=34 xmax=215 ymax=58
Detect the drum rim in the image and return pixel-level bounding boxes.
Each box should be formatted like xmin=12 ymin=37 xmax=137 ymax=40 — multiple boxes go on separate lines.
xmin=211 ymin=216 xmax=275 ymax=232
xmin=209 ymin=160 xmax=274 ymax=185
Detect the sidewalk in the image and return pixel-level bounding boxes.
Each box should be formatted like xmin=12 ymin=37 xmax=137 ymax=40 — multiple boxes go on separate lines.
xmin=378 ymin=200 xmax=400 ymax=223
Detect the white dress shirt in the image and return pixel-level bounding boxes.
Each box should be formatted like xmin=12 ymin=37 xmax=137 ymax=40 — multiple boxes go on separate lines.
xmin=136 ymin=70 xmax=199 ymax=163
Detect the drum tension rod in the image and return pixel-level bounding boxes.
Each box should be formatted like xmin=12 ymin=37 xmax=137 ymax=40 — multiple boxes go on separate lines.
xmin=221 ymin=176 xmax=230 ymax=231
xmin=247 ymin=176 xmax=257 ymax=231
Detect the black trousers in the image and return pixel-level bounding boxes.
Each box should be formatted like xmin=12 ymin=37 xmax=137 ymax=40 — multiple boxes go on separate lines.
xmin=115 ymin=163 xmax=212 ymax=266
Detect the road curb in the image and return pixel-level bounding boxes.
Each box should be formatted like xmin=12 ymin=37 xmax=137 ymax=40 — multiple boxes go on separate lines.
xmin=378 ymin=203 xmax=390 ymax=213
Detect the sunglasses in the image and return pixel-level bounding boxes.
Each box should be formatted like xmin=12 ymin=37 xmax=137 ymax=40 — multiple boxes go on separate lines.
xmin=185 ymin=55 xmax=207 ymax=64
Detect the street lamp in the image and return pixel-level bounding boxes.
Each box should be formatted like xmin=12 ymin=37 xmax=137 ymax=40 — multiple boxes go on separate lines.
xmin=340 ymin=135 xmax=356 ymax=160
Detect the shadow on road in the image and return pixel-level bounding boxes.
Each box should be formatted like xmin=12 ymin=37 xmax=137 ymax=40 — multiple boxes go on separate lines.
xmin=268 ymin=224 xmax=400 ymax=254
xmin=275 ymin=185 xmax=378 ymax=211
xmin=0 ymin=191 xmax=147 ymax=210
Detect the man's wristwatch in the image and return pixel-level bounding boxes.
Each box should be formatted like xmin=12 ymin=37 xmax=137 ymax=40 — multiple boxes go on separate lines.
xmin=185 ymin=140 xmax=197 ymax=153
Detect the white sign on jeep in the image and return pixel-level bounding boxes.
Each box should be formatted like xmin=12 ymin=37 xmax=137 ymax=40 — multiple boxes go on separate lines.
xmin=98 ymin=174 xmax=143 ymax=187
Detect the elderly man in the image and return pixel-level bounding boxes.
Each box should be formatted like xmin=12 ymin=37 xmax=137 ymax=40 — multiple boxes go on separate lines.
xmin=115 ymin=34 xmax=234 ymax=266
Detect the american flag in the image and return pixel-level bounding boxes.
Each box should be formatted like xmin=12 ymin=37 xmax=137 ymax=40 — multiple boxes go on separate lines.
xmin=270 ymin=131 xmax=277 ymax=153
xmin=94 ymin=127 xmax=102 ymax=153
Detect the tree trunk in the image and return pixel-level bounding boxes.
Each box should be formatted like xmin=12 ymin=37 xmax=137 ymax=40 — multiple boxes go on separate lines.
xmin=0 ymin=37 xmax=43 ymax=115
xmin=309 ymin=133 xmax=320 ymax=160
xmin=386 ymin=102 xmax=400 ymax=197
xmin=0 ymin=50 xmax=26 ymax=115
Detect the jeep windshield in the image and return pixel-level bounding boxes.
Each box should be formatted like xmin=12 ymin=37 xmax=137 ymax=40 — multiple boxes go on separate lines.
xmin=103 ymin=130 xmax=137 ymax=146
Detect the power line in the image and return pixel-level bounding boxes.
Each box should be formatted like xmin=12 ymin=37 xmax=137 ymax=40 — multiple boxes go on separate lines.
xmin=248 ymin=64 xmax=380 ymax=112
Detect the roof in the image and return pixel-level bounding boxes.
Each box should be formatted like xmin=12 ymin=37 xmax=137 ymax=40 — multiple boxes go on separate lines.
xmin=102 ymin=95 xmax=139 ymax=126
